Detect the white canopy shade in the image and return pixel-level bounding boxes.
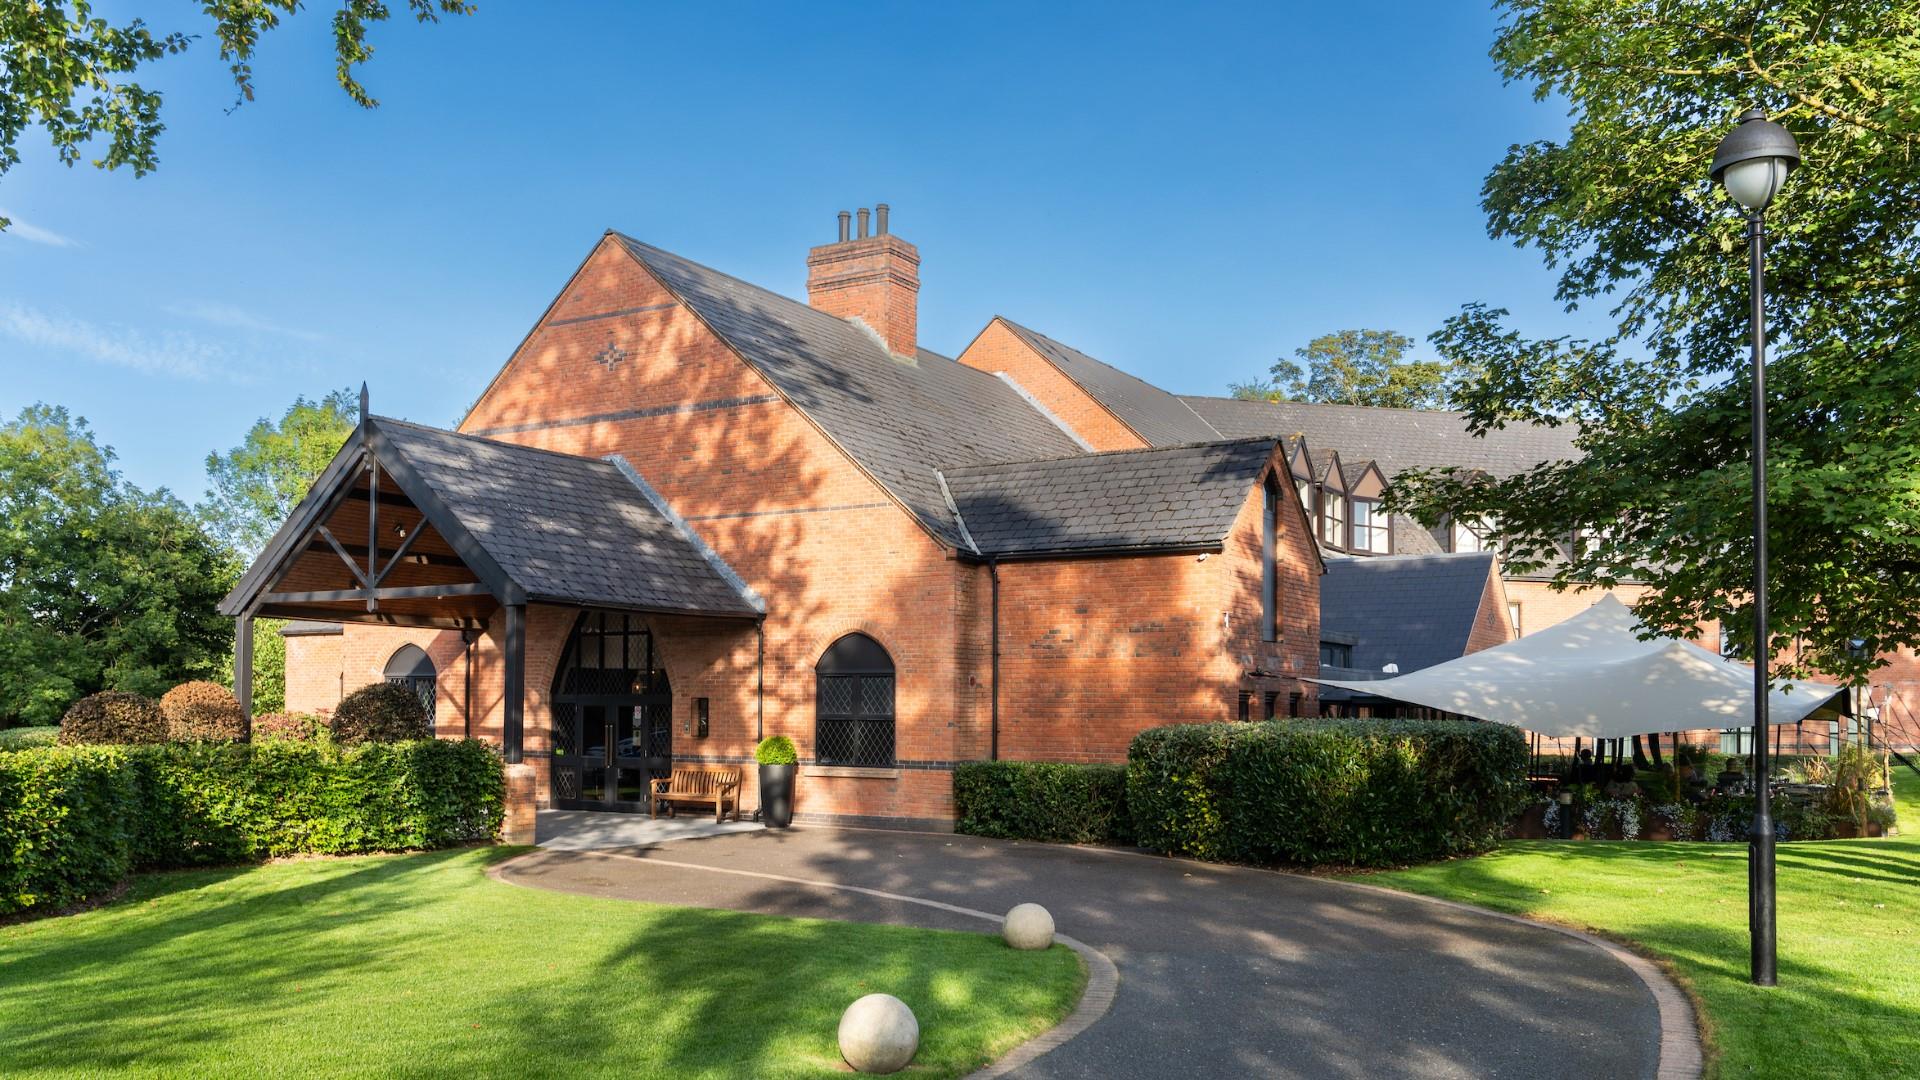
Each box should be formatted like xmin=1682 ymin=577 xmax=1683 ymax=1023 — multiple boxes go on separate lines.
xmin=1306 ymin=595 xmax=1847 ymax=739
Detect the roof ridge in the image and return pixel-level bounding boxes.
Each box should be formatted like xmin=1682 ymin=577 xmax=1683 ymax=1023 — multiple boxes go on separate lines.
xmin=1179 ymin=393 xmax=1475 ymax=421
xmin=604 ymin=455 xmax=766 ymax=614
xmin=1328 ymin=550 xmax=1497 ymax=567
xmin=944 ymin=434 xmax=1276 ymax=473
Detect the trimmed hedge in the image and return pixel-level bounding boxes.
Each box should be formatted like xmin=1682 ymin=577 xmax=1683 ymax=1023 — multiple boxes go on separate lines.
xmin=57 ymin=691 xmax=166 ymax=745
xmin=0 ymin=740 xmax=503 ymax=916
xmin=160 ymin=681 xmax=247 ymax=743
xmin=330 ymin=682 xmax=431 ymax=745
xmin=1127 ymin=719 xmax=1529 ymax=867
xmin=252 ymin=711 xmax=322 ymax=742
xmin=954 ymin=761 xmax=1134 ymax=845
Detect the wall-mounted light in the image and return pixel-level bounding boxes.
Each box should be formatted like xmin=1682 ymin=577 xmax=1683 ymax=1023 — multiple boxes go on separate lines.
xmin=696 ymin=697 xmax=710 ymax=739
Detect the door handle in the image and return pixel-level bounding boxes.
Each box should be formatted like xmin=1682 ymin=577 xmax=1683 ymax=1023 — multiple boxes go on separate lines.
xmin=605 ymin=722 xmax=615 ymax=767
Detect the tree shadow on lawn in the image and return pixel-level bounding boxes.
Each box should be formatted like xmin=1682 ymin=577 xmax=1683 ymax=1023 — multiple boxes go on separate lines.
xmin=0 ymin=849 xmax=503 ymax=1076
xmin=1777 ymin=841 xmax=1920 ymax=886
xmin=0 ymin=848 xmax=1073 ymax=1080
xmin=473 ymin=905 xmax=1076 ymax=1080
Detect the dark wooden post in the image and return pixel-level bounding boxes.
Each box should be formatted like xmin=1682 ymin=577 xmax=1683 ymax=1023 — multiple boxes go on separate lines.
xmin=503 ymin=603 xmax=525 ymax=763
xmin=234 ymin=615 xmax=255 ymax=734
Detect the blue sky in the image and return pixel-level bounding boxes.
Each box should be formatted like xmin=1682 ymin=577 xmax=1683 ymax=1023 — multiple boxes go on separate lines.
xmin=0 ymin=1 xmax=1600 ymax=500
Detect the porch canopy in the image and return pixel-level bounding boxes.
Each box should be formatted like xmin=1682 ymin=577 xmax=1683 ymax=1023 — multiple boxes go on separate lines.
xmin=1304 ymin=594 xmax=1846 ymax=739
xmin=220 ymin=399 xmax=764 ymax=758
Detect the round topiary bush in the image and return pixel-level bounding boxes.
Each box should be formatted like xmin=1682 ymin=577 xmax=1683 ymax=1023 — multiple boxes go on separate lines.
xmin=160 ymin=680 xmax=248 ymax=742
xmin=329 ymin=682 xmax=431 ymax=745
xmin=756 ymin=735 xmax=798 ymax=765
xmin=58 ymin=691 xmax=166 ymax=745
xmin=252 ymin=711 xmax=322 ymax=742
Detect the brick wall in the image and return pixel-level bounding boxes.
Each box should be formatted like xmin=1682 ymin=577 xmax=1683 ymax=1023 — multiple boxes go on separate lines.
xmin=992 ymin=448 xmax=1319 ymax=760
xmin=955 ymin=319 xmax=1147 ymax=452
xmin=1464 ymin=566 xmax=1516 ymax=654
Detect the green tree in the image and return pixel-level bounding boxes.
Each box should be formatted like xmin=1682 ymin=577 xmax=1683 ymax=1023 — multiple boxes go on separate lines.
xmin=201 ymin=389 xmax=357 ymax=557
xmin=0 ymin=0 xmax=473 ymax=229
xmin=201 ymin=389 xmax=358 ymax=712
xmin=1387 ymin=1 xmax=1920 ymax=685
xmin=0 ymin=405 xmax=237 ymax=725
xmin=1231 ymin=329 xmax=1460 ymax=409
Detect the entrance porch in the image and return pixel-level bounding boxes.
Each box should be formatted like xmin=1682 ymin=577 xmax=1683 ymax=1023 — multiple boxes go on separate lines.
xmin=220 ymin=399 xmax=767 ymax=833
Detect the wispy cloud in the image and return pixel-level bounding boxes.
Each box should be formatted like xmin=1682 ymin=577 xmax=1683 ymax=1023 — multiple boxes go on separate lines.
xmin=166 ymin=301 xmax=326 ymax=343
xmin=0 ymin=303 xmax=240 ymax=381
xmin=0 ymin=211 xmax=80 ymax=249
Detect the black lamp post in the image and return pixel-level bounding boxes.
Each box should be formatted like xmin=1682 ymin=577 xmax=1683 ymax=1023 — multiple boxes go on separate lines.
xmin=1710 ymin=106 xmax=1800 ymax=988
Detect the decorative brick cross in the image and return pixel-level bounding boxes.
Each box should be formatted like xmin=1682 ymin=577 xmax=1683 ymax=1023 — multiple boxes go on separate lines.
xmin=593 ymin=339 xmax=629 ymax=371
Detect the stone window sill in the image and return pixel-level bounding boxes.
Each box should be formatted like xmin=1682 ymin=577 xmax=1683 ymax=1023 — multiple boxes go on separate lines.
xmin=808 ymin=765 xmax=900 ymax=779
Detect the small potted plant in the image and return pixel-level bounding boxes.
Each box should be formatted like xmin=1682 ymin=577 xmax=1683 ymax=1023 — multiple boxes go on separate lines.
xmin=757 ymin=735 xmax=798 ymax=829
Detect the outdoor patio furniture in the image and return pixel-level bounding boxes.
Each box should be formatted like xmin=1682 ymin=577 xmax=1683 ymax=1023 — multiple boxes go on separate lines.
xmin=651 ymin=768 xmax=742 ymax=823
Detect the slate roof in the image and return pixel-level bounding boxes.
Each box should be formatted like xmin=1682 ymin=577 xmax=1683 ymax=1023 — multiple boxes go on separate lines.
xmin=370 ymin=417 xmax=763 ymax=616
xmin=942 ymin=437 xmax=1277 ymax=556
xmin=614 ymin=236 xmax=1084 ymax=548
xmin=1179 ymin=396 xmax=1578 ymax=480
xmin=994 ymin=319 xmax=1223 ymax=447
xmin=1318 ymin=552 xmax=1499 ymax=675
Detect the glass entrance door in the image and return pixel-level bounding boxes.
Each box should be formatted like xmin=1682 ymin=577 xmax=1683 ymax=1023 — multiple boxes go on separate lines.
xmin=550 ymin=611 xmax=673 ymax=812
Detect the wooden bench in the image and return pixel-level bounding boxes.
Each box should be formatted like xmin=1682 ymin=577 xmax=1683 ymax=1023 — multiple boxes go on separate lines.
xmin=650 ymin=768 xmax=742 ymax=823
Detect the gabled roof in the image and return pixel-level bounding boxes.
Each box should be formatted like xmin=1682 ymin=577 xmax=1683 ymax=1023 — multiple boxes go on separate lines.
xmin=1340 ymin=458 xmax=1387 ymax=490
xmin=1309 ymin=449 xmax=1346 ymax=488
xmin=373 ymin=419 xmax=763 ymax=615
xmin=613 ymin=236 xmax=1083 ymax=549
xmin=992 ymin=318 xmax=1223 ymax=447
xmin=222 ymin=416 xmax=763 ymax=621
xmin=941 ymin=437 xmax=1278 ymax=557
xmin=1318 ymin=552 xmax=1500 ymax=675
xmin=1179 ymin=396 xmax=1578 ymax=480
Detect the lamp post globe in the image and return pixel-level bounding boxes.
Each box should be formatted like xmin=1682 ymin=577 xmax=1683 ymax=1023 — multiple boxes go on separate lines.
xmin=1712 ymin=108 xmax=1802 ymax=210
xmin=1712 ymin=106 xmax=1799 ymax=989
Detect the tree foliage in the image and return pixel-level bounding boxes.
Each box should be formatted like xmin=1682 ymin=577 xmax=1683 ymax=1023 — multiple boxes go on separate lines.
xmin=201 ymin=389 xmax=356 ymax=557
xmin=0 ymin=406 xmax=237 ymax=725
xmin=1231 ymin=329 xmax=1461 ymax=410
xmin=0 ymin=0 xmax=473 ymax=228
xmin=1387 ymin=1 xmax=1920 ymax=685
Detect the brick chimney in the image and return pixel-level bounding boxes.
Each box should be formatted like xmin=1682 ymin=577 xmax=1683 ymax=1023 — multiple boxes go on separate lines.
xmin=806 ymin=204 xmax=920 ymax=357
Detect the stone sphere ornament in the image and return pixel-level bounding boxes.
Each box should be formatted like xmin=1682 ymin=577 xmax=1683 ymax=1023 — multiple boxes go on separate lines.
xmin=837 ymin=993 xmax=919 ymax=1074
xmin=1002 ymin=902 xmax=1056 ymax=950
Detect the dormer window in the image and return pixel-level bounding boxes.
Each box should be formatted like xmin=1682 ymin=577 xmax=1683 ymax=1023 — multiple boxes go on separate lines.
xmin=1350 ymin=498 xmax=1389 ymax=553
xmin=1449 ymin=517 xmax=1492 ymax=553
xmin=1322 ymin=491 xmax=1347 ymax=548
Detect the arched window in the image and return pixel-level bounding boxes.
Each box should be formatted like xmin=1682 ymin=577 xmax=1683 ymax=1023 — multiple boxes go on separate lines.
xmin=384 ymin=644 xmax=437 ymax=721
xmin=816 ymin=633 xmax=895 ymax=767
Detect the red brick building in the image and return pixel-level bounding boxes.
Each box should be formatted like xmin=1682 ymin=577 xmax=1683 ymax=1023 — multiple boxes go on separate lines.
xmin=225 ymin=211 xmax=1323 ymax=828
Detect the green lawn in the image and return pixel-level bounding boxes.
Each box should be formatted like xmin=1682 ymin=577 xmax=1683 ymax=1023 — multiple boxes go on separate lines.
xmin=0 ymin=725 xmax=57 ymax=750
xmin=1352 ymin=769 xmax=1920 ymax=1079
xmin=0 ymin=848 xmax=1083 ymax=1079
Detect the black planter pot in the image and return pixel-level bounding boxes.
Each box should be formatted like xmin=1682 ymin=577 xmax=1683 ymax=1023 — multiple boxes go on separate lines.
xmin=758 ymin=763 xmax=795 ymax=829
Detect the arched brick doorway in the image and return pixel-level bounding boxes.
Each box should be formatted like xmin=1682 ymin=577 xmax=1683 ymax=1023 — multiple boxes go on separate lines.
xmin=549 ymin=610 xmax=673 ymax=812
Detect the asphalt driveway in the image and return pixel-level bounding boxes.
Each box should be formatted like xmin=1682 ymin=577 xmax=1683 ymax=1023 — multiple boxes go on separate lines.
xmin=500 ymin=823 xmax=1678 ymax=1079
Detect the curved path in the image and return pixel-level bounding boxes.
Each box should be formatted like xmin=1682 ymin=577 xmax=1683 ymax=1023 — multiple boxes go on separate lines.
xmin=497 ymin=824 xmax=1692 ymax=1079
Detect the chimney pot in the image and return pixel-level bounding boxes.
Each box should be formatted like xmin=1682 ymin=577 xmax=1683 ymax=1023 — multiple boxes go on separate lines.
xmin=806 ymin=206 xmax=919 ymax=356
